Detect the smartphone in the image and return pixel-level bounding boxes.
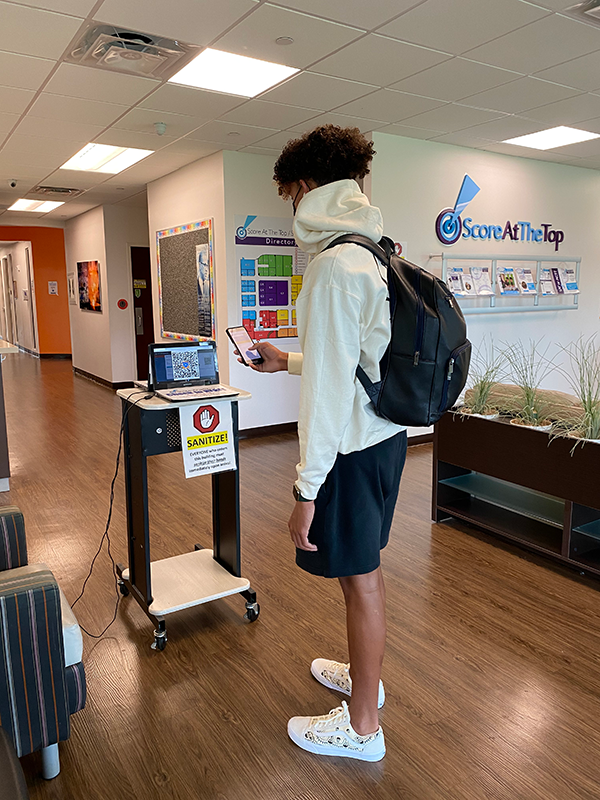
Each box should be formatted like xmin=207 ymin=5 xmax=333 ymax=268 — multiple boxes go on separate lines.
xmin=226 ymin=326 xmax=264 ymax=366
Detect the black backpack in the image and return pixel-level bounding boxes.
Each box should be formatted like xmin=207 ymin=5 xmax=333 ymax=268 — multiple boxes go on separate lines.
xmin=324 ymin=234 xmax=471 ymax=427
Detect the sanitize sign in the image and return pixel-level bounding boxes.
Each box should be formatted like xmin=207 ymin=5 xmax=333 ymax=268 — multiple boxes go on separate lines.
xmin=435 ymin=175 xmax=565 ymax=251
xmin=179 ymin=402 xmax=236 ymax=478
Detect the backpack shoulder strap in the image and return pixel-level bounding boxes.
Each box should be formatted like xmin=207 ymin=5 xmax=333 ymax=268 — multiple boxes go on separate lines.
xmin=323 ymin=234 xmax=390 ymax=265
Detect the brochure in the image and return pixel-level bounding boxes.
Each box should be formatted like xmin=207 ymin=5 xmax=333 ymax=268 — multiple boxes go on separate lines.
xmin=514 ymin=266 xmax=537 ymax=295
xmin=540 ymin=268 xmax=556 ymax=295
xmin=447 ymin=268 xmax=465 ymax=296
xmin=497 ymin=267 xmax=519 ymax=295
xmin=551 ymin=267 xmax=565 ymax=294
xmin=460 ymin=269 xmax=477 ymax=296
xmin=557 ymin=266 xmax=579 ymax=293
xmin=470 ymin=266 xmax=494 ymax=296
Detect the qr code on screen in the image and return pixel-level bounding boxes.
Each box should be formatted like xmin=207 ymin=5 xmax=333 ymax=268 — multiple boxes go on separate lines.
xmin=171 ymin=349 xmax=200 ymax=380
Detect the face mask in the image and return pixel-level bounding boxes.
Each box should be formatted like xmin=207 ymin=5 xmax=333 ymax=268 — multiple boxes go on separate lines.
xmin=292 ymin=185 xmax=303 ymax=215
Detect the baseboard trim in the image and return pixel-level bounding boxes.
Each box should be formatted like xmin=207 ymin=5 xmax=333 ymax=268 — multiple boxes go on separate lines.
xmin=408 ymin=433 xmax=434 ymax=446
xmin=73 ymin=367 xmax=134 ymax=392
xmin=239 ymin=421 xmax=298 ymax=439
xmin=18 ymin=346 xmax=71 ymax=359
xmin=40 ymin=353 xmax=72 ymax=360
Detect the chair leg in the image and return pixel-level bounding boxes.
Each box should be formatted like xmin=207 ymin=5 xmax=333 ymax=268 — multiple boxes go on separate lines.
xmin=41 ymin=743 xmax=60 ymax=779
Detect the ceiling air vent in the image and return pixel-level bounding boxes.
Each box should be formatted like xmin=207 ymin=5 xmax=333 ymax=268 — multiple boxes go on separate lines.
xmin=564 ymin=1 xmax=600 ymax=26
xmin=66 ymin=24 xmax=201 ymax=78
xmin=32 ymin=186 xmax=83 ymax=198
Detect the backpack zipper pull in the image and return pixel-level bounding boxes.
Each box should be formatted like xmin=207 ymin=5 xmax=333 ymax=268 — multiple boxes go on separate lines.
xmin=413 ymin=351 xmax=420 ymax=366
xmin=447 ymin=359 xmax=455 ymax=380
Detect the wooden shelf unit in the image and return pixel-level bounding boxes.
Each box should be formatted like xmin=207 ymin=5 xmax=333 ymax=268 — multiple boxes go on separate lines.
xmin=433 ymin=413 xmax=600 ymax=580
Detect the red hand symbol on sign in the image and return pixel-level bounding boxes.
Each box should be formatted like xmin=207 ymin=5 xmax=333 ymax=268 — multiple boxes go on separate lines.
xmin=193 ymin=405 xmax=220 ymax=433
xmin=199 ymin=409 xmax=213 ymax=429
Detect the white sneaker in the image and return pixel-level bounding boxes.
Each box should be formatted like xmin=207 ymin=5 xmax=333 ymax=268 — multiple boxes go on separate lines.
xmin=288 ymin=701 xmax=385 ymax=761
xmin=311 ymin=658 xmax=385 ymax=709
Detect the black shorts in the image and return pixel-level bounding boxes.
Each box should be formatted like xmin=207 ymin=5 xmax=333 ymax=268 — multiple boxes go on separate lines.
xmin=296 ymin=431 xmax=407 ymax=579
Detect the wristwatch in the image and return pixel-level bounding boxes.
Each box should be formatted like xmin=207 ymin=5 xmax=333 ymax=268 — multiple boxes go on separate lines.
xmin=293 ymin=484 xmax=312 ymax=502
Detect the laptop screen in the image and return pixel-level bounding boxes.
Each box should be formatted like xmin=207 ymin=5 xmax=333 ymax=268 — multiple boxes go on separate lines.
xmin=149 ymin=341 xmax=219 ymax=389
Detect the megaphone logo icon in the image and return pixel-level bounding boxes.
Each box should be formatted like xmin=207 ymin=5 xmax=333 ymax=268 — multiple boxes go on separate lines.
xmin=435 ymin=175 xmax=480 ymax=245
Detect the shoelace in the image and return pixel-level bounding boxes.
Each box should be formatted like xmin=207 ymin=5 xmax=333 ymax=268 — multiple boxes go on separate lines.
xmin=310 ymin=703 xmax=349 ymax=728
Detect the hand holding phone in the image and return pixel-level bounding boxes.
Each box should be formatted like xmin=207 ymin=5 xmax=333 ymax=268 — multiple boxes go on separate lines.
xmin=226 ymin=326 xmax=264 ymax=366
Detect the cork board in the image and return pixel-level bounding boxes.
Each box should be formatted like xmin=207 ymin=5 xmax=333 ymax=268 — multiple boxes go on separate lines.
xmin=157 ymin=219 xmax=215 ymax=340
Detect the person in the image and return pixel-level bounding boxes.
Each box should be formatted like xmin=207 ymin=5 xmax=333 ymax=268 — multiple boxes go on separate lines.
xmin=240 ymin=125 xmax=407 ymax=762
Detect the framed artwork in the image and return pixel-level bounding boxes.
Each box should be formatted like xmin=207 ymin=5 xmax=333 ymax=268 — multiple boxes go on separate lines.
xmin=157 ymin=219 xmax=215 ymax=341
xmin=77 ymin=260 xmax=102 ymax=312
xmin=67 ymin=272 xmax=77 ymax=305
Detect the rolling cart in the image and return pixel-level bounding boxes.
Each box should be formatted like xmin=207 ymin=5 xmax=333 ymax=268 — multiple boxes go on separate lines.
xmin=115 ymin=388 xmax=259 ymax=650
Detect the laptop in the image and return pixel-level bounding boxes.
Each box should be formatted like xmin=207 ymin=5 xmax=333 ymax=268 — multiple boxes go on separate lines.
xmin=148 ymin=340 xmax=239 ymax=402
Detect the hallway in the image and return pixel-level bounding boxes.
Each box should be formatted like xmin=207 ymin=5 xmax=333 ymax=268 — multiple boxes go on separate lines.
xmin=7 ymin=354 xmax=600 ymax=799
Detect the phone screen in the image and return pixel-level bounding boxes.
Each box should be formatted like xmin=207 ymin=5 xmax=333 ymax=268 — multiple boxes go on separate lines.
xmin=227 ymin=327 xmax=263 ymax=366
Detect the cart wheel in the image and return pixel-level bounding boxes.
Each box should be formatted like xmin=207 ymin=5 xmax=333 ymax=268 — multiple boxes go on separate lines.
xmin=244 ymin=603 xmax=260 ymax=623
xmin=152 ymin=633 xmax=167 ymax=651
xmin=118 ymin=580 xmax=129 ymax=597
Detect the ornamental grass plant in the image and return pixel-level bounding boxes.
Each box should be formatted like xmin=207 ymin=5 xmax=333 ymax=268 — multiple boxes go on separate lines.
xmin=463 ymin=337 xmax=506 ymax=416
xmin=552 ymin=335 xmax=600 ymax=443
xmin=503 ymin=339 xmax=555 ymax=427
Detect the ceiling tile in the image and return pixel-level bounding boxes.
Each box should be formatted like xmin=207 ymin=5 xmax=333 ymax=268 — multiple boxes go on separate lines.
xmin=376 ymin=123 xmax=445 ymax=139
xmin=260 ymin=72 xmax=376 ymax=110
xmin=0 ymin=51 xmax=55 ymax=91
xmin=287 ymin=111 xmax=383 ymax=133
xmin=460 ymin=77 xmax=580 ymax=114
xmin=213 ymin=4 xmax=363 ymax=69
xmin=564 ymin=154 xmax=600 ymax=169
xmin=335 ymin=89 xmax=445 ymax=123
xmin=140 ymin=84 xmax=244 ymax=118
xmin=549 ymin=137 xmax=600 ymax=158
xmin=13 ymin=0 xmax=96 ymax=14
xmin=0 ymin=167 xmax=40 ymax=185
xmin=536 ymin=50 xmax=600 ymax=93
xmin=28 ymin=93 xmax=129 ymax=126
xmin=45 ymin=169 xmax=111 ymax=188
xmin=569 ymin=115 xmax=600 ymax=135
xmin=313 ymin=34 xmax=451 ymax=87
xmin=460 ymin=115 xmax=547 ymax=140
xmin=159 ymin=139 xmax=221 ymax=158
xmin=378 ymin=0 xmax=549 ymax=55
xmin=0 ymin=2 xmax=84 ymax=59
xmin=114 ymin=108 xmax=203 ymax=137
xmin=528 ymin=0 xmax=577 ymax=8
xmin=95 ymin=0 xmax=258 ymax=46
xmin=187 ymin=120 xmax=279 ymax=146
xmin=44 ymin=63 xmax=159 ymax=105
xmin=0 ymin=148 xmax=63 ymax=170
xmin=0 ymin=86 xmax=35 ymax=114
xmin=240 ymin=145 xmax=280 ymax=156
xmin=220 ymin=99 xmax=320 ymax=128
xmin=14 ymin=116 xmax=105 ymax=141
xmin=94 ymin=128 xmax=177 ymax=149
xmin=478 ymin=143 xmax=576 ymax=163
xmin=268 ymin=0 xmax=423 ymax=29
xmin=464 ymin=15 xmax=600 ymax=74
xmin=246 ymin=130 xmax=297 ymax=149
xmin=102 ymin=150 xmax=210 ymax=185
xmin=523 ymin=93 xmax=600 ymax=126
xmin=1 ymin=135 xmax=87 ymax=160
xmin=428 ymin=131 xmax=495 ymax=147
xmin=0 ymin=112 xmax=19 ymax=135
xmin=389 ymin=58 xmax=521 ymax=102
xmin=399 ymin=103 xmax=505 ymax=133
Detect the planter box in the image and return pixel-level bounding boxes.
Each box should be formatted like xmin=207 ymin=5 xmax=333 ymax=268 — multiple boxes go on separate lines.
xmin=433 ymin=412 xmax=600 ymax=579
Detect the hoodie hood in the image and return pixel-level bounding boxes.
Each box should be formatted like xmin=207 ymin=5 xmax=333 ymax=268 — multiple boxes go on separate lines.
xmin=293 ymin=179 xmax=384 ymax=255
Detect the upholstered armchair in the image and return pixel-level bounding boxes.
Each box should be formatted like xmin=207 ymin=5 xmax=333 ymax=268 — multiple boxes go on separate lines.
xmin=0 ymin=507 xmax=86 ymax=779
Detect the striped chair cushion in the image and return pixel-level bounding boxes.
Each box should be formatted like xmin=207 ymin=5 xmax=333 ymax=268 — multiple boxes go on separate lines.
xmin=0 ymin=571 xmax=70 ymax=758
xmin=65 ymin=662 xmax=86 ymax=715
xmin=0 ymin=508 xmax=27 ymax=572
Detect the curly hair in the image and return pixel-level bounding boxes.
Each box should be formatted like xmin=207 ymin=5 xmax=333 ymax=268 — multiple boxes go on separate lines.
xmin=273 ymin=125 xmax=376 ymax=198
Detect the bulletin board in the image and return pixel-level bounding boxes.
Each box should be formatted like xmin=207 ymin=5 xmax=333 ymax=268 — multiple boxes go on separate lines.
xmin=157 ymin=219 xmax=215 ymax=340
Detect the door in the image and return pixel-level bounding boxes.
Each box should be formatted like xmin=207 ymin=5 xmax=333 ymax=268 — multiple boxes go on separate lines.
xmin=1 ymin=257 xmax=15 ymax=344
xmin=130 ymin=246 xmax=154 ymax=381
xmin=25 ymin=247 xmax=37 ymax=351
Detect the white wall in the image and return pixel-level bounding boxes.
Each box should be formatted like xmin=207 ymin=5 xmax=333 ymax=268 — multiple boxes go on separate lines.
xmin=0 ymin=241 xmax=38 ymax=352
xmin=223 ymin=150 xmax=301 ymax=430
xmin=103 ymin=205 xmax=149 ymax=383
xmin=65 ymin=207 xmax=111 ymax=381
xmin=371 ymin=133 xmax=600 ymax=393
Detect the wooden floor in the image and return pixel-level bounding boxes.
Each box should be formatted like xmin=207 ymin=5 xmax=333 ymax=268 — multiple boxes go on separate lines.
xmin=7 ymin=353 xmax=600 ymax=799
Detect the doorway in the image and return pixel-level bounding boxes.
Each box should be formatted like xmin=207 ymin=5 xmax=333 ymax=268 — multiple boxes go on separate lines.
xmin=0 ymin=256 xmax=16 ymax=345
xmin=25 ymin=247 xmax=37 ymax=351
xmin=130 ymin=246 xmax=154 ymax=381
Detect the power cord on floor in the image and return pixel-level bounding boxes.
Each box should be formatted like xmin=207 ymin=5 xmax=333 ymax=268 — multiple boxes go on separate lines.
xmin=72 ymin=391 xmax=154 ymax=639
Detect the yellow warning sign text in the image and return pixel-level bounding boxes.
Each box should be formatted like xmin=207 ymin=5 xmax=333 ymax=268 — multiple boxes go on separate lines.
xmin=186 ymin=432 xmax=228 ymax=450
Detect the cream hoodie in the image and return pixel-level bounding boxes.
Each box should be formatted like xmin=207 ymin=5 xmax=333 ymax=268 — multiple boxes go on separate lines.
xmin=289 ymin=179 xmax=405 ymax=500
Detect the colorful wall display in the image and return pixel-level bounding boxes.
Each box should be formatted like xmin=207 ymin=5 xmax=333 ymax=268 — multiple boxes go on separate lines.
xmin=235 ymin=215 xmax=307 ymax=340
xmin=157 ymin=219 xmax=215 ymax=341
xmin=77 ymin=260 xmax=102 ymax=312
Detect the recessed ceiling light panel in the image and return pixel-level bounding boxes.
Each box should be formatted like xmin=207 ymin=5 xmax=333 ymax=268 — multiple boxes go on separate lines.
xmin=168 ymin=48 xmax=299 ymax=97
xmin=8 ymin=199 xmax=64 ymax=213
xmin=503 ymin=126 xmax=600 ymax=150
xmin=60 ymin=143 xmax=153 ymax=173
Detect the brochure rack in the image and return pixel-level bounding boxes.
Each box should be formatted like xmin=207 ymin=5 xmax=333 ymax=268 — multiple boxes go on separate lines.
xmin=115 ymin=388 xmax=258 ymax=650
xmin=433 ymin=413 xmax=600 ymax=582
xmin=439 ymin=253 xmax=581 ymax=315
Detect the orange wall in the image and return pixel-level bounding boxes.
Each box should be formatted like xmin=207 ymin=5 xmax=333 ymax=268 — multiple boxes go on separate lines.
xmin=0 ymin=226 xmax=71 ymax=355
